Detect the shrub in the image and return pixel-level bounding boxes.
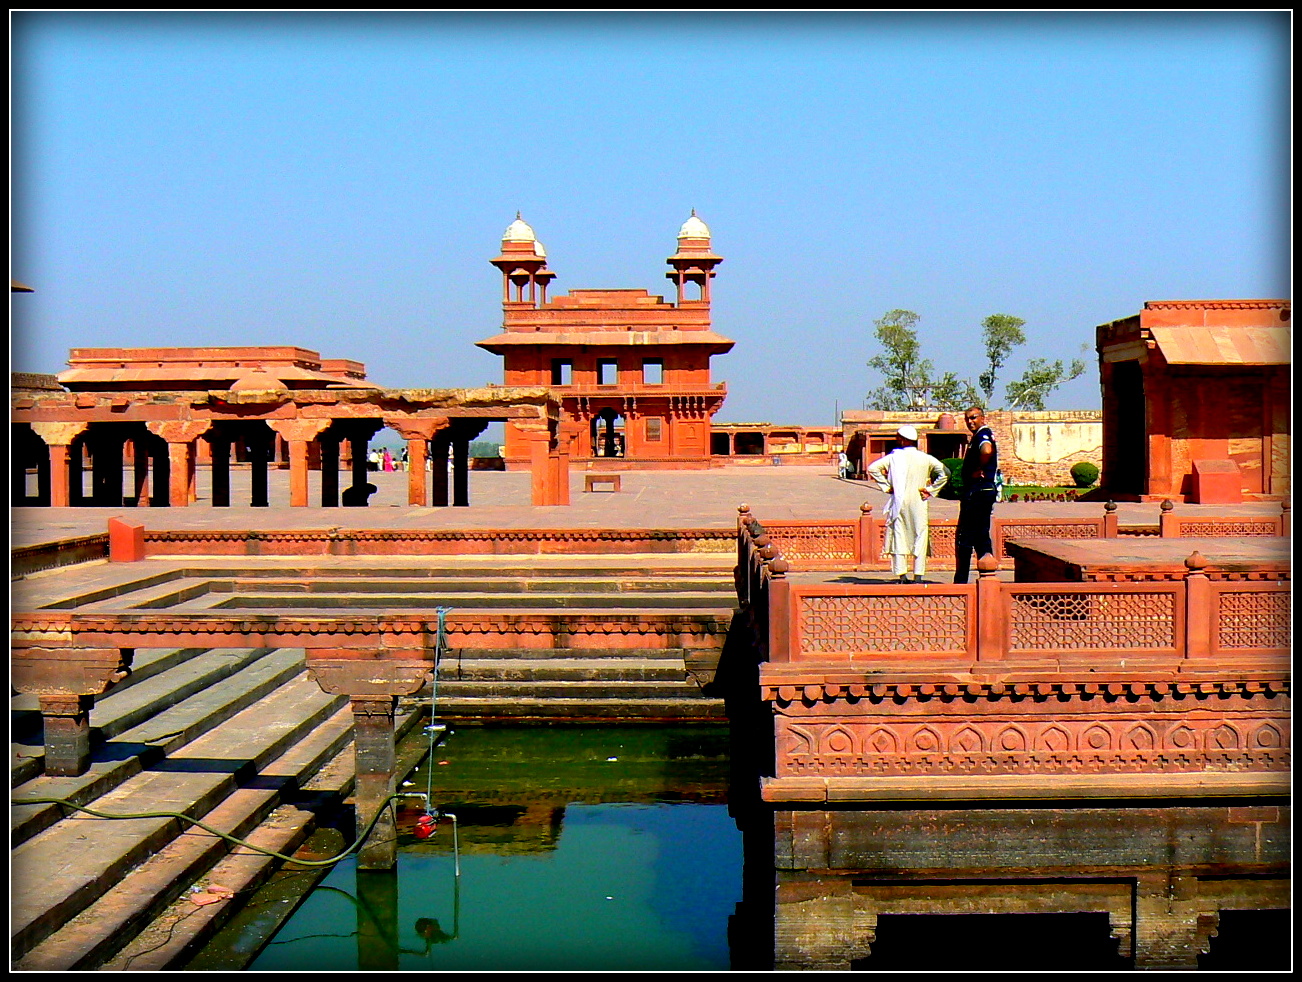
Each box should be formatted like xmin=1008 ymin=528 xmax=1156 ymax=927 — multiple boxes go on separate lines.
xmin=939 ymin=458 xmax=964 ymax=499
xmin=1070 ymin=461 xmax=1099 ymax=488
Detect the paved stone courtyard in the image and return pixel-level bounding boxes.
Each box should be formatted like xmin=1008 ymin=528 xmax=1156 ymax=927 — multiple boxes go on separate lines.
xmin=12 ymin=464 xmax=1281 ymax=549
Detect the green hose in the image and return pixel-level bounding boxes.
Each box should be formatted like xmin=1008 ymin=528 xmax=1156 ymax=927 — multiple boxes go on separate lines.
xmin=14 ymin=791 xmax=416 ymax=868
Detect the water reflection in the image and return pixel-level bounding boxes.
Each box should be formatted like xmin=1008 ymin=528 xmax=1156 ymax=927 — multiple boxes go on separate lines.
xmin=218 ymin=724 xmax=1288 ymax=971
xmin=249 ymin=726 xmax=740 ymax=972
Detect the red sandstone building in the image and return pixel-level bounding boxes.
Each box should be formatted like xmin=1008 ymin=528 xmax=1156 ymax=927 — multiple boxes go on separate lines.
xmin=1096 ymin=299 xmax=1290 ymax=502
xmin=477 ymin=213 xmax=734 ymax=470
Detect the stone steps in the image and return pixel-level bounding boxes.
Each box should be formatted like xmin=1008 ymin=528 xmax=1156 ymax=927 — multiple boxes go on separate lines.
xmin=10 ymin=671 xmax=350 ymax=961
xmin=15 ymin=707 xmax=356 ymax=972
xmin=227 ymin=575 xmax=734 ymax=594
xmin=10 ymin=647 xmax=287 ymax=790
xmin=426 ymin=695 xmax=728 ymax=720
xmin=214 ymin=590 xmax=729 ymax=610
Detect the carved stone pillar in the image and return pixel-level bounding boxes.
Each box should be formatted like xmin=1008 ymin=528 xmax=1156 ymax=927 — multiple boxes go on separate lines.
xmin=89 ymin=429 xmax=126 ymax=507
xmin=11 ymin=646 xmax=133 ymax=776
xmin=383 ymin=417 xmax=448 ymax=508
xmin=131 ymin=436 xmax=151 ymax=507
xmin=351 ymin=694 xmax=399 ymax=870
xmin=147 ymin=421 xmax=211 ymax=508
xmin=306 ymin=655 xmax=432 ymax=870
xmin=208 ymin=432 xmax=231 ymax=508
xmin=452 ymin=429 xmax=470 ymax=507
xmin=430 ymin=429 xmax=452 ymax=507
xmin=269 ymin=419 xmax=334 ymax=507
xmin=320 ymin=433 xmax=340 ymax=508
xmin=29 ymin=422 xmax=87 ymax=508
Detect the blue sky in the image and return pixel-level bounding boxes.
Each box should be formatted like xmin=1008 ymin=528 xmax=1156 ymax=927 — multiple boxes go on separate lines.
xmin=11 ymin=12 xmax=1290 ymax=425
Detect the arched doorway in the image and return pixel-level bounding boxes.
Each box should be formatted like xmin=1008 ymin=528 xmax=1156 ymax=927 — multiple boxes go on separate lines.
xmin=590 ymin=409 xmax=626 ymax=458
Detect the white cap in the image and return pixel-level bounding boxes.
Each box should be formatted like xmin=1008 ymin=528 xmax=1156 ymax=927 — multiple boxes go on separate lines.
xmin=897 ymin=425 xmax=919 ymax=442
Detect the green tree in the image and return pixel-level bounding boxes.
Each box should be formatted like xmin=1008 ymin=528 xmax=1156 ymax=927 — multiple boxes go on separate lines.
xmin=978 ymin=314 xmax=1026 ymax=405
xmin=930 ymin=372 xmax=982 ymax=412
xmin=866 ymin=309 xmax=932 ymax=410
xmin=1005 ymin=357 xmax=1087 ymax=411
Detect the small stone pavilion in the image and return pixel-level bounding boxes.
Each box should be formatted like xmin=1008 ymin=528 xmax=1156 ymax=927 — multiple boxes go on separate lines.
xmin=477 ymin=213 xmax=734 ymax=470
xmin=1096 ymin=299 xmax=1290 ymax=502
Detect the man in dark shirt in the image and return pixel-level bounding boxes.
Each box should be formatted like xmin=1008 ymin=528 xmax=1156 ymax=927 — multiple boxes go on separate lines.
xmin=954 ymin=406 xmax=998 ymax=583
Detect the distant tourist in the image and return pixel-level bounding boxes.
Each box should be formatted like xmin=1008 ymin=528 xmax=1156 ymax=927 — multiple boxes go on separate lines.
xmin=367 ymin=449 xmax=381 ymax=472
xmin=954 ymin=406 xmax=999 ymax=584
xmin=866 ymin=425 xmax=948 ymax=584
xmin=837 ymin=451 xmax=852 ymax=479
xmin=382 ymin=449 xmax=394 ymax=472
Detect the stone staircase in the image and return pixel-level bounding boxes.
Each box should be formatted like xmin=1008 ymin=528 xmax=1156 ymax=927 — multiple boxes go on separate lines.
xmin=8 ymin=552 xmax=738 ymax=967
xmin=9 ymin=644 xmax=419 ymax=971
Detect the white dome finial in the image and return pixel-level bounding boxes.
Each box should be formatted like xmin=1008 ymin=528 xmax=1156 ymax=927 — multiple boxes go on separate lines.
xmin=678 ymin=211 xmax=711 ymax=240
xmin=503 ymin=214 xmax=537 ymax=243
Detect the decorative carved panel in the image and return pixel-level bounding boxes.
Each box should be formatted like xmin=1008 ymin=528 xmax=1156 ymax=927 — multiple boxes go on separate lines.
xmin=771 ymin=525 xmax=857 ymax=562
xmin=1218 ymin=591 xmax=1291 ymax=649
xmin=1008 ymin=590 xmax=1177 ymax=651
xmin=799 ymin=594 xmax=968 ymax=654
xmin=1180 ymin=521 xmax=1279 ymax=537
xmin=777 ymin=713 xmax=1290 ymax=778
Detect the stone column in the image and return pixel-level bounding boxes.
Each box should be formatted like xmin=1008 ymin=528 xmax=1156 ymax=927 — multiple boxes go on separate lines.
xmin=70 ymin=441 xmax=86 ymax=505
xmin=89 ymin=429 xmax=126 ymax=506
xmin=269 ymin=420 xmax=334 ymax=507
xmin=352 ymin=695 xmax=399 ymax=870
xmin=343 ymin=430 xmax=371 ymax=507
xmin=38 ymin=695 xmax=97 ymax=776
xmin=356 ymin=869 xmax=400 ymax=970
xmin=975 ymin=553 xmax=1004 ymax=662
xmin=320 ymin=433 xmax=340 ymax=507
xmin=1132 ymin=872 xmax=1219 ymax=969
xmin=522 ymin=426 xmax=553 ymax=505
xmin=209 ymin=433 xmax=232 ymax=508
xmin=306 ymin=655 xmax=432 ymax=870
xmin=1102 ymin=500 xmax=1119 ymax=538
xmin=147 ymin=421 xmax=211 ymax=508
xmin=11 ymin=645 xmax=133 ymax=776
xmin=132 ymin=436 xmax=151 ymax=507
xmin=29 ymin=422 xmax=87 ymax=509
xmin=430 ymin=429 xmax=452 ymax=507
xmin=857 ymin=503 xmax=877 ymax=565
xmin=452 ymin=429 xmax=470 ymax=507
xmin=249 ymin=429 xmax=271 ymax=508
xmin=383 ymin=417 xmax=448 ymax=508
xmin=1183 ymin=551 xmax=1211 ymax=660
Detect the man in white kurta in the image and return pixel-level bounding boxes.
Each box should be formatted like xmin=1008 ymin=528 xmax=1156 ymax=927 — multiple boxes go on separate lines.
xmin=866 ymin=425 xmax=949 ymax=582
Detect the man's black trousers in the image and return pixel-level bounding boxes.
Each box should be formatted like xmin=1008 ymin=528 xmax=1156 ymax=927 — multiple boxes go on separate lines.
xmin=953 ymin=488 xmax=997 ymax=584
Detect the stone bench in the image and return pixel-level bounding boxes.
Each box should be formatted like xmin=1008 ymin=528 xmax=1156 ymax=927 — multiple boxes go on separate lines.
xmin=584 ymin=473 xmax=622 ymax=493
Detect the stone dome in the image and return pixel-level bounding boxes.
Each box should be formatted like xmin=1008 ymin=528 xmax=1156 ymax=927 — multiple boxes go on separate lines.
xmin=534 ymin=240 xmax=546 ymax=259
xmin=677 ymin=211 xmax=711 ymax=240
xmin=229 ymin=370 xmax=285 ymax=391
xmin=502 ymin=214 xmax=537 ymax=243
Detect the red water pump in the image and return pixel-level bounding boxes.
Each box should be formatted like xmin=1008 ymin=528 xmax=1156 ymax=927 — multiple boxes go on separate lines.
xmin=414 ymin=812 xmax=438 ymax=839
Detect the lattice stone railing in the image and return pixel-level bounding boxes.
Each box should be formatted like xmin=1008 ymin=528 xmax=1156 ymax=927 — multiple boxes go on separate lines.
xmin=768 ymin=524 xmax=858 ymax=564
xmin=1179 ymin=520 xmax=1280 ymax=537
xmin=1007 ymin=588 xmax=1179 ymax=652
xmin=797 ymin=592 xmax=969 ymax=655
xmin=1217 ymin=590 xmax=1291 ymax=649
xmin=996 ymin=521 xmax=1101 ymax=557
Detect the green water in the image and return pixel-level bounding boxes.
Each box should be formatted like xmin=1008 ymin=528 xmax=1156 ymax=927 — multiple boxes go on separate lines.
xmin=242 ymin=726 xmax=742 ymax=971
